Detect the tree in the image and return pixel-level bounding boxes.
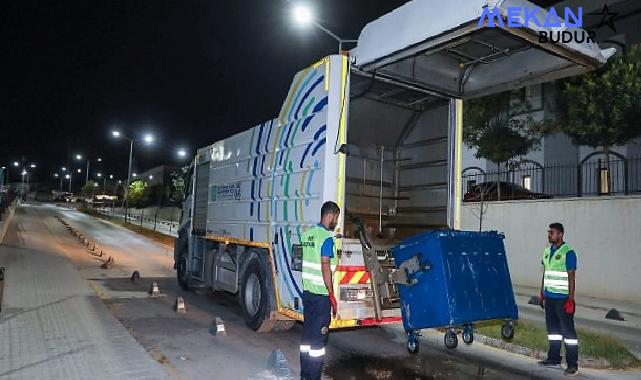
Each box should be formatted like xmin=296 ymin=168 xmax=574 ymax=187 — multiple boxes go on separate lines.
xmin=169 ymin=169 xmax=186 ymax=206
xmin=126 ymin=180 xmax=147 ymax=208
xmin=144 ymin=183 xmax=165 ymax=207
xmin=552 ymin=44 xmax=641 ymax=164
xmin=81 ymin=181 xmax=100 ymax=199
xmin=464 ymin=91 xmax=543 ymax=199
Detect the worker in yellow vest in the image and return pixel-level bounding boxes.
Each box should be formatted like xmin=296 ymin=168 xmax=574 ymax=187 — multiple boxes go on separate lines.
xmin=299 ymin=201 xmax=340 ymax=380
xmin=538 ymin=222 xmax=578 ymax=377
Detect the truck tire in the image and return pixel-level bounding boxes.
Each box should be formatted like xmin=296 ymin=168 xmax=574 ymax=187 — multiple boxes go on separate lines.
xmin=176 ymin=254 xmax=190 ymax=290
xmin=240 ymin=256 xmax=271 ymax=331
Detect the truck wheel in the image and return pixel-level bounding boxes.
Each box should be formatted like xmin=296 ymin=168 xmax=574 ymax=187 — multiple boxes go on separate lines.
xmin=240 ymin=257 xmax=271 ymax=331
xmin=176 ymin=255 xmax=190 ymax=290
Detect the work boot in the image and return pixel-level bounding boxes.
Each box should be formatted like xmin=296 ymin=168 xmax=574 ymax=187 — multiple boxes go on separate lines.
xmin=538 ymin=359 xmax=561 ymax=367
xmin=564 ymin=366 xmax=578 ymax=377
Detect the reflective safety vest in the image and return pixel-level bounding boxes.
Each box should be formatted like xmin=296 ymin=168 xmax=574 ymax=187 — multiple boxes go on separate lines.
xmin=301 ymin=225 xmax=337 ymax=296
xmin=542 ymin=243 xmax=574 ymax=295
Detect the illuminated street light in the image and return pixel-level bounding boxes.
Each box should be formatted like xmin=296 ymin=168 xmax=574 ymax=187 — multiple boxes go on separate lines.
xmin=111 ymin=129 xmax=155 ymax=222
xmin=61 ymin=167 xmax=67 ymax=171
xmin=290 ymin=3 xmax=357 ymax=52
xmin=30 ymin=163 xmax=36 ymax=168
xmin=132 ymin=173 xmax=137 ymax=177
xmin=94 ymin=182 xmax=98 ymax=187
xmin=97 ymin=173 xmax=102 ymax=177
xmin=77 ymin=168 xmax=82 ymax=173
xmin=109 ymin=174 xmax=114 ymax=179
xmin=75 ymin=154 xmax=82 ymax=160
xmin=97 ymin=158 xmax=102 ymax=162
xmin=148 ymin=175 xmax=153 ymax=180
xmin=13 ymin=161 xmax=19 ymax=167
xmin=54 ymin=173 xmax=59 ymax=178
xmin=65 ymin=174 xmax=70 ymax=179
xmin=21 ymin=170 xmax=27 ymax=176
xmin=177 ymin=149 xmax=187 ymax=158
xmin=292 ymin=4 xmax=313 ymax=25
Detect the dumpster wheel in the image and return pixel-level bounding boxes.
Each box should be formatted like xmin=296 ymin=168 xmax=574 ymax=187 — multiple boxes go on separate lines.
xmin=407 ymin=332 xmax=419 ymax=354
xmin=501 ymin=322 xmax=515 ymax=340
xmin=462 ymin=325 xmax=474 ymax=345
xmin=444 ymin=330 xmax=458 ymax=349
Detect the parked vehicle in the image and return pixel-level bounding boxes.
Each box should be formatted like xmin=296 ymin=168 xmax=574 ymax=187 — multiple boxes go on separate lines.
xmin=51 ymin=191 xmax=73 ymax=202
xmin=464 ymin=181 xmax=551 ymax=202
xmin=173 ymin=0 xmax=611 ymax=337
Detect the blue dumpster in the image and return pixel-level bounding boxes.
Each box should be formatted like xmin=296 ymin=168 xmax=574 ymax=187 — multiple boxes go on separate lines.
xmin=392 ymin=230 xmax=518 ymax=351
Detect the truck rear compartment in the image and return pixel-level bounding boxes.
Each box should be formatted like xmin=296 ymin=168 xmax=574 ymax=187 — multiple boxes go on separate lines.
xmin=344 ymin=71 xmax=453 ymax=243
xmin=336 ymin=72 xmax=456 ymax=321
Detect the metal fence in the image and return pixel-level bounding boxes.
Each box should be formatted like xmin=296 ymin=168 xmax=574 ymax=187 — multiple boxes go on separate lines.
xmin=462 ymin=156 xmax=641 ymax=199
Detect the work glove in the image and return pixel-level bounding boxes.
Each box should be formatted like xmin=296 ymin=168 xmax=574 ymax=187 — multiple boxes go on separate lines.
xmin=564 ymin=297 xmax=575 ymax=315
xmin=328 ymin=292 xmax=338 ymax=318
xmin=539 ymin=290 xmax=545 ymax=309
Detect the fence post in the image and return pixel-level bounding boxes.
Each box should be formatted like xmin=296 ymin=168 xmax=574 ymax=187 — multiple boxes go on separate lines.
xmin=576 ymin=164 xmax=582 ymax=197
xmin=154 ymin=208 xmax=158 ymax=232
xmin=624 ymin=159 xmax=629 ymax=195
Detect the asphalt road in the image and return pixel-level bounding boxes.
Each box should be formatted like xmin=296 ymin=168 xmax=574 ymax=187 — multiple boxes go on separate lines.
xmin=8 ymin=203 xmax=633 ymax=379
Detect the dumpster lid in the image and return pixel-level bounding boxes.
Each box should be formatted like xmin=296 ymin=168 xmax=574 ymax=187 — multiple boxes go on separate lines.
xmin=351 ymin=0 xmax=616 ymax=99
xmin=396 ymin=230 xmax=505 ymax=250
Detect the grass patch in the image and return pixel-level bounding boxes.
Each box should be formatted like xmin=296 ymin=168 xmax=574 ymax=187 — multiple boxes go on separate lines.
xmin=78 ymin=207 xmax=175 ymax=247
xmin=477 ymin=320 xmax=641 ymax=369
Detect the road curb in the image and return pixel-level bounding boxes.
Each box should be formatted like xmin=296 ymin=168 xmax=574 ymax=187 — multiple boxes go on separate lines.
xmin=476 ymin=334 xmax=612 ymax=369
xmin=0 ymin=201 xmax=17 ymax=244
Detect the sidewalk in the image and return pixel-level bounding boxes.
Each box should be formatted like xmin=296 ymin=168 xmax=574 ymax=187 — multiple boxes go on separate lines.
xmin=514 ymin=285 xmax=641 ymax=357
xmin=0 ymin=204 xmax=171 ymax=379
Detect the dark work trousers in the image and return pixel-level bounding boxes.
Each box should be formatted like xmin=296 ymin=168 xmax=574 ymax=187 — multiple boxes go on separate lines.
xmin=545 ymin=297 xmax=579 ymax=367
xmin=300 ymin=291 xmax=331 ymax=380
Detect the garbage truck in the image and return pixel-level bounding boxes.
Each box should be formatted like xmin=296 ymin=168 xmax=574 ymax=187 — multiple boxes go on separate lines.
xmin=174 ymin=0 xmax=613 ymax=345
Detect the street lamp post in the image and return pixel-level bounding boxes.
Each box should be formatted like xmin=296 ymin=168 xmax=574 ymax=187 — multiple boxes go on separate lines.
xmin=75 ymin=155 xmax=102 ymax=186
xmin=112 ymin=130 xmax=154 ymax=222
xmin=291 ymin=3 xmax=357 ymax=53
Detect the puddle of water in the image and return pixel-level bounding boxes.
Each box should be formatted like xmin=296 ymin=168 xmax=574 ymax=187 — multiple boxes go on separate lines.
xmin=324 ymin=354 xmax=481 ymax=379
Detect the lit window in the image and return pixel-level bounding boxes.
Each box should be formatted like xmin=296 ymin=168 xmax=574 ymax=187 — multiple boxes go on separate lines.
xmin=599 ymin=168 xmax=609 ymax=194
xmin=522 ymin=175 xmax=532 ymax=191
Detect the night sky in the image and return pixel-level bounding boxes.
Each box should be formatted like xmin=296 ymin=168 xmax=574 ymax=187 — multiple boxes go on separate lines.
xmin=0 ymin=0 xmax=408 ymax=185
xmin=2 ymin=0 xmax=560 ymax=186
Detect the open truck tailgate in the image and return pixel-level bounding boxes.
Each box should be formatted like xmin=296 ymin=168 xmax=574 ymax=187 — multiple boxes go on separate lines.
xmin=351 ymin=0 xmax=616 ymax=99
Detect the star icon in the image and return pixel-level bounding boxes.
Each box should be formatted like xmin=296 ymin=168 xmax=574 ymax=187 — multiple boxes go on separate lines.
xmin=589 ymin=4 xmax=619 ymax=33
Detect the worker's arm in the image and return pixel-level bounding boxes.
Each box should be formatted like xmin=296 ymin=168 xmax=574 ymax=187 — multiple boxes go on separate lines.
xmin=568 ymin=270 xmax=576 ymax=300
xmin=539 ymin=272 xmax=545 ymax=308
xmin=566 ymin=250 xmax=577 ymax=300
xmin=321 ymin=256 xmax=333 ymax=293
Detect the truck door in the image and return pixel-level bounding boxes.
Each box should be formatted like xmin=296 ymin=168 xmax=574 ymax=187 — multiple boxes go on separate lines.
xmin=351 ymin=0 xmax=615 ymax=100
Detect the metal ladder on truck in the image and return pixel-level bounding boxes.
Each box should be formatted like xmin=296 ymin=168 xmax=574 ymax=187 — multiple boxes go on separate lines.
xmin=352 ymin=218 xmax=430 ymax=321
